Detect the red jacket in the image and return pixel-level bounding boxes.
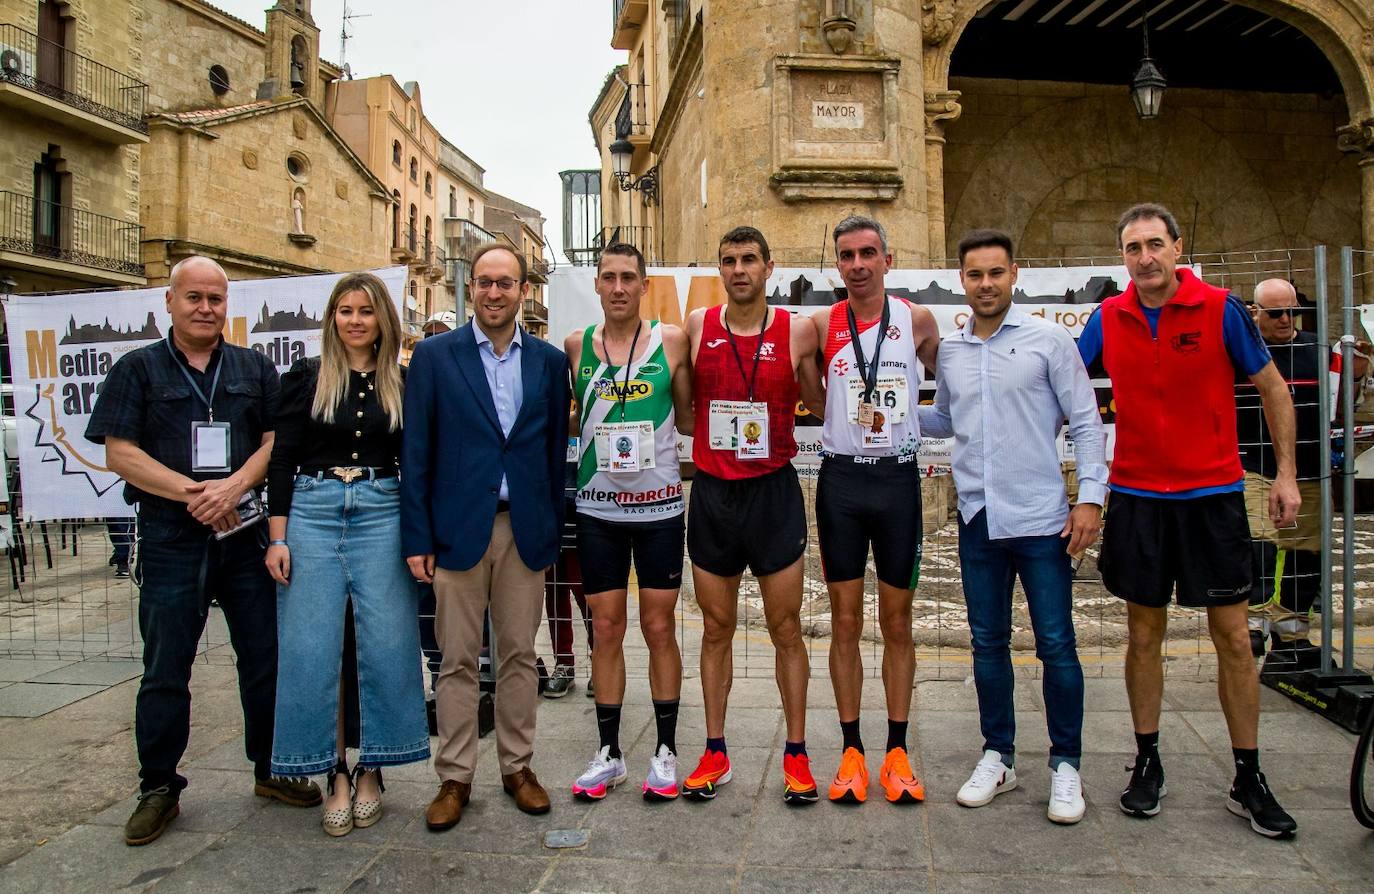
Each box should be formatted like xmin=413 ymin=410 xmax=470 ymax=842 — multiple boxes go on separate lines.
xmin=1101 ymin=268 xmax=1243 ymax=492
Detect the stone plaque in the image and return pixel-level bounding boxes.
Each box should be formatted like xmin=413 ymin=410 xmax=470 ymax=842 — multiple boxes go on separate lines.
xmin=790 ymin=69 xmax=883 ymax=142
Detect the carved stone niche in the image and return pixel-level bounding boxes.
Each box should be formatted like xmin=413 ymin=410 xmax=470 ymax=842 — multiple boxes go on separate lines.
xmin=770 ymin=53 xmax=903 ymax=202
xmin=799 ymin=0 xmax=876 ymax=57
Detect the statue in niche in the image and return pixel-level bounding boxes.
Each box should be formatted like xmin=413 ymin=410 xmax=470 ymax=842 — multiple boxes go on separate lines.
xmin=292 ymin=189 xmax=306 ymax=234
xmin=822 ymin=0 xmax=856 ymax=55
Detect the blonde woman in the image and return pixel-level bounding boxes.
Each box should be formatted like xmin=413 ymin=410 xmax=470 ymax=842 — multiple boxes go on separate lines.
xmin=265 ymin=272 xmax=429 ymax=836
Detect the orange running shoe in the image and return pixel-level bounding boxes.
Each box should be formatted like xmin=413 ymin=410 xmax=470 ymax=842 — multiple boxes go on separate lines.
xmin=827 ymin=746 xmax=869 ymax=803
xmin=879 ymin=747 xmax=926 ymax=804
xmin=682 ymin=749 xmax=731 ymax=800
xmin=782 ymin=752 xmax=819 ymax=805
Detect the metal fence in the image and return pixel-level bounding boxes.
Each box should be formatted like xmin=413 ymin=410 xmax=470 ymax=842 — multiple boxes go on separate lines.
xmin=1 ymin=247 xmax=1371 ymax=685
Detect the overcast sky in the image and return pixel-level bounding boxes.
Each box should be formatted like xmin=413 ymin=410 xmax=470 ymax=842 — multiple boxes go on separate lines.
xmin=213 ymin=0 xmax=624 ymax=264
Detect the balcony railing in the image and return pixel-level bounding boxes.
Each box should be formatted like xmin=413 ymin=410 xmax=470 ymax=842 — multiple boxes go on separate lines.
xmin=592 ymin=225 xmax=654 ymax=263
xmin=0 ymin=23 xmax=147 ymax=134
xmin=0 ymin=190 xmax=143 ymax=276
xmin=615 ymin=80 xmax=650 ymax=140
xmin=445 ymin=217 xmax=499 ymax=263
xmin=522 ymin=298 xmax=547 ymax=322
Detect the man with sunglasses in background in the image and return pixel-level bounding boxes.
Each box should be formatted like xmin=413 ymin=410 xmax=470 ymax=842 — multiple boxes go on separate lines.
xmin=1239 ymin=279 xmax=1369 ymax=660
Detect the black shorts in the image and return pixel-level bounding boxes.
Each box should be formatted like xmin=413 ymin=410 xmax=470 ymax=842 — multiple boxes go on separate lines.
xmin=687 ymin=464 xmax=807 ymax=578
xmin=1099 ymin=489 xmax=1253 ymax=608
xmin=575 ymin=514 xmax=685 ymax=594
xmin=816 ymin=455 xmax=923 ymax=588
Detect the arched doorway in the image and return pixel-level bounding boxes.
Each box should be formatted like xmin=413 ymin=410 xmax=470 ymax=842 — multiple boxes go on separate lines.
xmin=923 ymin=0 xmax=1374 ymax=293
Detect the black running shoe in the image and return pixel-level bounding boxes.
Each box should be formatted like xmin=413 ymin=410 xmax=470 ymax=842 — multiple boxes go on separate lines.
xmin=1119 ymin=755 xmax=1166 ymax=817
xmin=1227 ymin=771 xmax=1297 ymax=838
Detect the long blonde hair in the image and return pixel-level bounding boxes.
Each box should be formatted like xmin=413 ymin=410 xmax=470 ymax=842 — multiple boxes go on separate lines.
xmin=313 ymin=272 xmax=404 ymax=431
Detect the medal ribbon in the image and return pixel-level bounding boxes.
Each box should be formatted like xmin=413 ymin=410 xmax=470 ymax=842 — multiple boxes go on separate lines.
xmin=846 ymin=297 xmax=889 ymax=405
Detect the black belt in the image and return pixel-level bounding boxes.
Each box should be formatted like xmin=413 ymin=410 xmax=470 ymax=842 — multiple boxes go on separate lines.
xmin=821 ymin=452 xmax=918 ymax=467
xmin=300 ymin=466 xmax=399 ymax=483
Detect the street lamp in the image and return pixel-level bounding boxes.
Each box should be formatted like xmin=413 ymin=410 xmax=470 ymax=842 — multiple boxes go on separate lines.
xmin=609 ymin=137 xmax=659 ymax=205
xmin=0 ymin=273 xmax=15 ymax=300
xmin=1131 ymin=16 xmax=1166 ymax=120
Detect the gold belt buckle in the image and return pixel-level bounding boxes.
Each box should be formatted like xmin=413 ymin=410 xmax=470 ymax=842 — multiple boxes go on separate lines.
xmin=331 ymin=466 xmax=365 ymax=483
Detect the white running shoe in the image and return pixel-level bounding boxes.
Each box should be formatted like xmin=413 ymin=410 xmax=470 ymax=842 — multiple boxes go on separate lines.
xmin=1047 ymin=762 xmax=1086 ymax=825
xmin=642 ymin=744 xmax=680 ymax=801
xmin=572 ymin=745 xmax=627 ymax=801
xmin=956 ymin=750 xmax=1018 ymax=807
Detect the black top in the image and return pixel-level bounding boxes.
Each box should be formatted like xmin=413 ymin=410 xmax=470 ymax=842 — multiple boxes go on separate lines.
xmin=1236 ymin=330 xmax=1324 ymax=480
xmin=267 ymin=356 xmax=404 ymax=516
xmin=86 ymin=333 xmax=280 ymax=531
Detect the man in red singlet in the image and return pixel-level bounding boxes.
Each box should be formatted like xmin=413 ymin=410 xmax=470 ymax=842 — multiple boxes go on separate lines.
xmin=681 ymin=226 xmax=821 ymax=805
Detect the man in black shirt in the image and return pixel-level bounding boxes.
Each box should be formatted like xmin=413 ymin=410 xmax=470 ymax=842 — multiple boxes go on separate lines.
xmin=1238 ymin=278 xmax=1369 ymax=657
xmin=87 ymin=256 xmax=320 ymax=846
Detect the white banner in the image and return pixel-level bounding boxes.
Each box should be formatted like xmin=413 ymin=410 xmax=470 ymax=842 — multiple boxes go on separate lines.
xmin=549 ymin=264 xmax=1128 ymax=475
xmin=5 ymin=267 xmax=408 ymax=521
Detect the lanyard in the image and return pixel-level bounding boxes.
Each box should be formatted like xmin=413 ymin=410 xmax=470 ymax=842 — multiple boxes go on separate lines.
xmin=847 ymin=297 xmax=889 ymax=403
xmin=598 ymin=321 xmax=642 ymax=421
xmin=722 ymin=306 xmax=767 ymax=403
xmin=165 ymin=337 xmax=223 ymax=422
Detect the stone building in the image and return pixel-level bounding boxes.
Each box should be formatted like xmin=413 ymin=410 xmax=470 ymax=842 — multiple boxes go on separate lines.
xmin=0 ymin=0 xmax=148 ymax=293
xmin=484 ymin=190 xmax=550 ymax=339
xmin=436 ymin=136 xmax=488 ymax=320
xmin=329 ymin=74 xmax=449 ymax=342
xmin=580 ymin=0 xmax=1374 ymax=297
xmin=138 ymin=0 xmax=391 ymax=286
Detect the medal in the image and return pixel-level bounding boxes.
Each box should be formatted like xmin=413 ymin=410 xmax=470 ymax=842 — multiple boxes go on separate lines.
xmin=615 ymin=435 xmax=634 ymax=459
xmin=742 ymin=420 xmax=763 ymax=445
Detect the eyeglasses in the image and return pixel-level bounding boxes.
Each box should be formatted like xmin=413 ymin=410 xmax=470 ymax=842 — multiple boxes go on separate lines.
xmin=1261 ymin=308 xmax=1296 ymax=320
xmin=473 ymin=277 xmax=520 ymax=292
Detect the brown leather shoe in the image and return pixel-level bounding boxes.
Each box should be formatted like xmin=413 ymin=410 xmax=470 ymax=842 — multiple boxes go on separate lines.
xmin=502 ymin=767 xmax=551 ymax=815
xmin=425 ymin=779 xmax=471 ymax=831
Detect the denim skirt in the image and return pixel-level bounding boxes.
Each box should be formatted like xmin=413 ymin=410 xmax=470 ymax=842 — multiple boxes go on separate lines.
xmin=270 ymin=474 xmax=430 ymax=776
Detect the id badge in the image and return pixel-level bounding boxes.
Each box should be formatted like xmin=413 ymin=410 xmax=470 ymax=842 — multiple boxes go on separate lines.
xmin=191 ymin=421 xmax=231 ymax=472
xmin=862 ymin=409 xmax=892 ymax=449
xmin=735 ymin=403 xmax=770 ymax=460
xmin=847 ymin=375 xmax=908 ymax=425
xmin=708 ymin=401 xmax=769 ymax=459
xmin=595 ymin=421 xmax=655 ymax=473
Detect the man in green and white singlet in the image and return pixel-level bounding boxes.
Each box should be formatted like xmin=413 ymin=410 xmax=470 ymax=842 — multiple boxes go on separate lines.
xmin=563 ymin=243 xmax=694 ymax=802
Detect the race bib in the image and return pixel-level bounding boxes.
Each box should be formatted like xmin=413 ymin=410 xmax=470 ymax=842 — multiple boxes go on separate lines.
xmin=594 ymin=421 xmax=655 ymax=473
xmin=846 ymin=374 xmax=908 ymax=426
xmin=708 ymin=400 xmax=770 ymax=460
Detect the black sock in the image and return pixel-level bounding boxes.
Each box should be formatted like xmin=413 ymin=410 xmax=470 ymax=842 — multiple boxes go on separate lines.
xmin=784 ymin=740 xmax=807 ymax=758
xmin=595 ymin=703 xmax=622 ymax=759
xmin=886 ymin=719 xmax=908 ymax=753
xmin=840 ymin=718 xmax=864 ymax=754
xmin=652 ymin=699 xmax=679 ymax=754
xmin=706 ymin=736 xmax=727 ymax=756
xmin=1233 ymin=747 xmax=1260 ymax=782
xmin=1134 ymin=730 xmax=1160 ymax=763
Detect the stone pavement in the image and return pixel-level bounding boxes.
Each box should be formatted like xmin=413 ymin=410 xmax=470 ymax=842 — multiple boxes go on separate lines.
xmin=0 ymin=651 xmax=1371 ymax=894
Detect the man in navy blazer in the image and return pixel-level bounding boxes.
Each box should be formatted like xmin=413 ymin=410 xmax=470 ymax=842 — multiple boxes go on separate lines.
xmin=402 ymin=243 xmax=569 ymax=830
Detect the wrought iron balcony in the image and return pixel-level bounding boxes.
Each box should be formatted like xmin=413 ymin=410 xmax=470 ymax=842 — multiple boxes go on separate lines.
xmin=527 ymin=254 xmax=550 ymax=283
xmin=0 ymin=23 xmax=148 ymax=142
xmin=0 ymin=190 xmax=143 ymax=278
xmin=592 ymin=225 xmax=654 ymax=264
xmin=444 ymin=217 xmax=501 ymax=263
xmin=522 ymin=298 xmax=548 ymax=323
xmin=615 ymin=80 xmax=651 ymax=142
xmin=612 ymin=0 xmax=649 ymax=50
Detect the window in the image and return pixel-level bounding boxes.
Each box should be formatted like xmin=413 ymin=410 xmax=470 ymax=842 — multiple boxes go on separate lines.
xmin=408 ymin=204 xmax=417 ymax=252
xmin=286 ymin=152 xmax=309 ymax=182
xmin=448 ymin=186 xmax=456 ymax=218
xmin=424 ymin=172 xmax=432 ymax=196
xmin=392 ymin=140 xmax=401 ymax=167
xmin=409 ymin=157 xmax=418 ymax=182
xmin=391 ymin=189 xmax=400 ymax=247
xmin=468 ymin=198 xmax=475 ymax=220
xmin=209 ymin=65 xmax=230 ymax=97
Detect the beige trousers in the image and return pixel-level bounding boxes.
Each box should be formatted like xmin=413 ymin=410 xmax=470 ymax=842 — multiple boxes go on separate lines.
xmin=432 ymin=513 xmax=546 ymax=783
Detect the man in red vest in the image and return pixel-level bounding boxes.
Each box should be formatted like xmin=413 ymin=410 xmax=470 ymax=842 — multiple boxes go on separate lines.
xmin=1078 ymin=203 xmax=1300 ymax=838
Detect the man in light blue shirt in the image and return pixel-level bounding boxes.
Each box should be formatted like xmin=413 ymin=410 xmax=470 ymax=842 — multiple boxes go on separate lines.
xmin=474 ymin=323 xmax=523 ymax=501
xmin=918 ymin=229 xmax=1106 ymax=826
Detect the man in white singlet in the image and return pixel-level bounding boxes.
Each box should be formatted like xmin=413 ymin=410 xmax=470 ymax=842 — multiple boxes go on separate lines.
xmin=800 ymin=215 xmax=939 ymax=805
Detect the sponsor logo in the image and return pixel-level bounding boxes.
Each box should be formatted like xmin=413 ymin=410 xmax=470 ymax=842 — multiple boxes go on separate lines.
xmin=879 ymin=360 xmax=904 ymax=369
xmin=578 ymin=483 xmax=685 ymax=506
xmin=1171 ymin=331 xmax=1202 ymax=354
xmin=637 ymin=361 xmax=664 ymax=375
xmin=833 ymin=358 xmax=850 ymax=376
xmin=758 ymin=341 xmax=776 ymax=357
xmin=592 ymin=378 xmax=654 ymax=402
xmin=706 ymin=338 xmax=728 ymax=348
xmin=579 ymin=365 xmax=594 ymax=378
xmin=886 ymin=324 xmax=900 ymax=340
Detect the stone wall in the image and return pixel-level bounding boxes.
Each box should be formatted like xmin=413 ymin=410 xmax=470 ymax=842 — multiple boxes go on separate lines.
xmin=142 ymin=0 xmax=266 ymax=112
xmin=943 ymin=78 xmax=1361 ymax=291
xmin=140 ymin=107 xmax=389 ymax=284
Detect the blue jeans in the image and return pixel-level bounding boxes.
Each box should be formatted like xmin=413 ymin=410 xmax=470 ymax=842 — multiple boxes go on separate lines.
xmin=271 ymin=474 xmax=430 ymax=776
xmin=957 ymin=510 xmax=1083 ymax=768
xmin=135 ymin=516 xmax=276 ymax=794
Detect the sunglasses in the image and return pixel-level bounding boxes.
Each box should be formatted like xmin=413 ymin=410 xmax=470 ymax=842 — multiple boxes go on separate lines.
xmin=1260 ymin=308 xmax=1300 ymax=320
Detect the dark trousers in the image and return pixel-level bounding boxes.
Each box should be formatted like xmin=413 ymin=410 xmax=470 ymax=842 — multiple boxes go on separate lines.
xmin=135 ymin=522 xmax=277 ymax=794
xmin=106 ymin=518 xmax=134 ymax=564
xmin=545 ymin=547 xmax=592 ymax=668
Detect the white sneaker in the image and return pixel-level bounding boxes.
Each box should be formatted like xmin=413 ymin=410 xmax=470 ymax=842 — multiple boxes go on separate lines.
xmin=1047 ymin=762 xmax=1086 ymax=825
xmin=642 ymin=744 xmax=680 ymax=801
xmin=956 ymin=750 xmax=1018 ymax=807
xmin=571 ymin=745 xmax=627 ymax=801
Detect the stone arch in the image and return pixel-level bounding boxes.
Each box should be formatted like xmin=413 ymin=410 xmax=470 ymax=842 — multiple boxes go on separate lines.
xmin=947 ymin=94 xmax=1294 ymax=257
xmin=923 ymin=0 xmax=1373 ymax=121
